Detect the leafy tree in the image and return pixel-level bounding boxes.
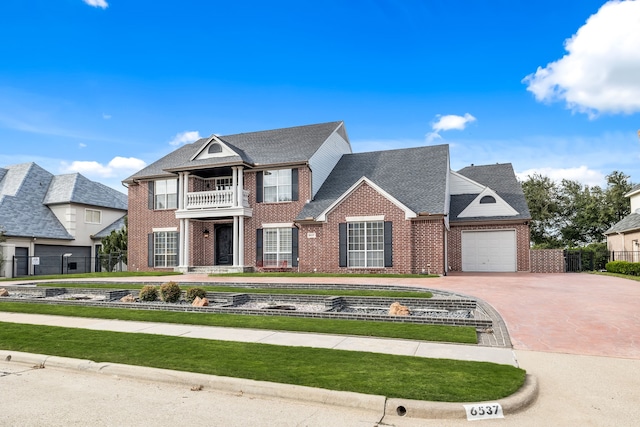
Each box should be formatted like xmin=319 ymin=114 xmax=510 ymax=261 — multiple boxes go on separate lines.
xmin=521 ymin=171 xmax=633 ymax=248
xmin=521 ymin=174 xmax=562 ymax=247
xmin=99 ymin=216 xmax=127 ymax=272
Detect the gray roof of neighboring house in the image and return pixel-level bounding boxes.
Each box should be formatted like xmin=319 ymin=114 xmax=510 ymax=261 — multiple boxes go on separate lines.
xmin=450 ymin=163 xmax=531 ymax=222
xmin=124 ymin=121 xmax=347 ymax=182
xmin=44 ymin=173 xmax=128 ymax=210
xmin=0 ymin=163 xmax=127 ymax=240
xmin=93 ymin=216 xmax=127 ymax=239
xmin=604 ymin=212 xmax=640 ymax=235
xmin=297 ymin=144 xmax=450 ymax=220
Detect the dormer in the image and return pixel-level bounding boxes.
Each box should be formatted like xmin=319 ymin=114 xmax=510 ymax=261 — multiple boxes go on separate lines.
xmin=457 ymin=187 xmax=518 ymax=218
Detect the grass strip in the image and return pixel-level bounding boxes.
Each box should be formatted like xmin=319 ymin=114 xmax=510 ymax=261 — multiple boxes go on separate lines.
xmin=0 ymin=322 xmax=523 ymax=402
xmin=37 ymin=283 xmax=434 ymax=299
xmin=0 ymin=302 xmax=476 ymax=344
xmin=0 ymin=271 xmax=182 ymax=282
xmin=211 ymin=272 xmax=439 ymax=278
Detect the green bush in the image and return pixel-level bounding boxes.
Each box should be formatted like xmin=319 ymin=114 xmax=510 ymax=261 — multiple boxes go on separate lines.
xmin=159 ymin=281 xmax=182 ymax=303
xmin=138 ymin=285 xmax=158 ymax=302
xmin=605 ymin=261 xmax=640 ymax=276
xmin=185 ymin=287 xmax=206 ymax=303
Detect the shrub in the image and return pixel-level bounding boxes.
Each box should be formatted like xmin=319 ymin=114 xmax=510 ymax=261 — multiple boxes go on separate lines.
xmin=160 ymin=281 xmax=182 ymax=303
xmin=185 ymin=287 xmax=206 ymax=303
xmin=138 ymin=285 xmax=158 ymax=302
xmin=605 ymin=260 xmax=640 ymax=276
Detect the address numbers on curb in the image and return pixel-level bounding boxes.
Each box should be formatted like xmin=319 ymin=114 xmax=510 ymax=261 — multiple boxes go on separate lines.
xmin=463 ymin=403 xmax=504 ymax=421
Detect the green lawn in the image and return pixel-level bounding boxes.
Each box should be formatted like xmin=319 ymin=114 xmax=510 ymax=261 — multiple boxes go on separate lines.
xmin=0 ymin=321 xmax=525 ymax=402
xmin=0 ymin=302 xmax=476 ymax=343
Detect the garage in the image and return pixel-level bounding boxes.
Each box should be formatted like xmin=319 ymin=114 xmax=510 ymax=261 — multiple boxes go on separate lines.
xmin=461 ymin=230 xmax=516 ymax=272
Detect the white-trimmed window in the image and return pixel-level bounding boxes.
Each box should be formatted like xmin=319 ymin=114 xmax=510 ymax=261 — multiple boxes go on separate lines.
xmin=263 ymin=169 xmax=292 ymax=202
xmin=263 ymin=228 xmax=292 ymax=267
xmin=85 ymin=209 xmax=102 ymax=224
xmin=154 ymin=231 xmax=178 ymax=267
xmin=154 ymin=179 xmax=178 ymax=210
xmin=347 ymin=221 xmax=384 ymax=268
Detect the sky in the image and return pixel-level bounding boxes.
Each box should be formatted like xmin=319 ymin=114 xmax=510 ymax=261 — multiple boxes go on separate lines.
xmin=1 ymin=0 xmax=640 ymax=193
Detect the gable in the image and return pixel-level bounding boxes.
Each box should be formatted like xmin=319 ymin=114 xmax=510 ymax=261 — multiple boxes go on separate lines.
xmin=449 ymin=170 xmax=484 ymax=195
xmin=457 ymin=187 xmax=519 ymax=218
xmin=316 ymin=177 xmax=416 ymax=221
xmin=191 ymin=136 xmax=240 ymax=161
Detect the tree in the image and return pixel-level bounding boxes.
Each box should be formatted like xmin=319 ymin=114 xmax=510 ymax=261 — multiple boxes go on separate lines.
xmin=521 ymin=174 xmax=562 ymax=247
xmin=521 ymin=171 xmax=633 ymax=248
xmin=99 ymin=216 xmax=127 ymax=272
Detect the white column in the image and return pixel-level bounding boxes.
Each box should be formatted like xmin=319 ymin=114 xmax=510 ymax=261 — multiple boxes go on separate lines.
xmin=236 ymin=166 xmax=244 ymax=207
xmin=232 ymin=167 xmax=238 ymax=208
xmin=184 ymin=219 xmax=190 ymax=268
xmin=182 ymin=172 xmax=190 ymax=210
xmin=233 ymin=216 xmax=239 ymax=266
xmin=178 ymin=173 xmax=184 ymax=210
xmin=238 ymin=216 xmax=245 ymax=266
xmin=179 ymin=219 xmax=185 ymax=266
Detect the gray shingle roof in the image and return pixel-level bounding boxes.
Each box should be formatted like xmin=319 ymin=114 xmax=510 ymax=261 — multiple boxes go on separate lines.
xmin=124 ymin=121 xmax=347 ymax=182
xmin=450 ymin=163 xmax=531 ymax=222
xmin=604 ymin=212 xmax=640 ymax=235
xmin=297 ymin=144 xmax=450 ymax=220
xmin=0 ymin=163 xmax=127 ymax=240
xmin=44 ymin=173 xmax=128 ymax=210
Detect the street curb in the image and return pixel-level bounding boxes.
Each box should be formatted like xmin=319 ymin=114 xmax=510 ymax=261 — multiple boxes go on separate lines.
xmin=0 ymin=350 xmax=537 ymax=420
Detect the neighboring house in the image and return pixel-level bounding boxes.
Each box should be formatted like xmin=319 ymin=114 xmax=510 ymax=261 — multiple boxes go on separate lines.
xmin=124 ymin=121 xmax=530 ymax=275
xmin=605 ymin=184 xmax=640 ymax=261
xmin=0 ymin=163 xmax=128 ymax=277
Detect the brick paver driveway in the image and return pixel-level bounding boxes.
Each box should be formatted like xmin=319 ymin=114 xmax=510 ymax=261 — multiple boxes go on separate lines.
xmin=423 ymin=273 xmax=640 ymax=359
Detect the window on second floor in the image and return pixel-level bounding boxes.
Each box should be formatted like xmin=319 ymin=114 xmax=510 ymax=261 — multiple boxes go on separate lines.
xmin=263 ymin=169 xmax=292 ymax=202
xmin=154 ymin=179 xmax=178 ymax=210
xmin=85 ymin=209 xmax=102 ymax=224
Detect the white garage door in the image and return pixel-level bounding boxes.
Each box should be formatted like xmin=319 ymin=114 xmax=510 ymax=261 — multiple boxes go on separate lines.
xmin=462 ymin=230 xmax=516 ymax=272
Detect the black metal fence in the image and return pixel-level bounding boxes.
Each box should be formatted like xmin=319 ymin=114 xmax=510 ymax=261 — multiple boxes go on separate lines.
xmin=11 ymin=253 xmax=127 ymax=278
xmin=564 ymin=250 xmax=640 ymax=272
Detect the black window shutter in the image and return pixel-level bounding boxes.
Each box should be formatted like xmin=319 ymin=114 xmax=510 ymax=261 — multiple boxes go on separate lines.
xmin=291 ymin=227 xmax=299 ymax=267
xmin=291 ymin=168 xmax=299 ymax=201
xmin=384 ymin=221 xmax=393 ymax=267
xmin=148 ymin=233 xmax=154 ymax=267
xmin=148 ymin=181 xmax=155 ymax=210
xmin=256 ymin=172 xmax=263 ymax=203
xmin=256 ymin=228 xmax=263 ymax=266
xmin=339 ymin=223 xmax=347 ymax=267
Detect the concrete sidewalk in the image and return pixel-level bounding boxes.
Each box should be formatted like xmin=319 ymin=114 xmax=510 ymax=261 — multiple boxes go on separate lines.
xmin=0 ymin=311 xmax=518 ymax=366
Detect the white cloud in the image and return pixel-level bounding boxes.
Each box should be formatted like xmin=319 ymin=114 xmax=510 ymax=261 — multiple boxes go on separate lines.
xmin=426 ymin=113 xmax=476 ymax=142
xmin=517 ymin=166 xmax=605 ymax=187
xmin=61 ymin=156 xmax=146 ymax=178
xmin=523 ymin=0 xmax=640 ymax=116
xmin=102 ymin=113 xmax=112 ymax=120
xmin=169 ymin=130 xmax=202 ymax=146
xmin=83 ymin=0 xmax=108 ymax=9
xmin=79 ymin=143 xmax=87 ymax=148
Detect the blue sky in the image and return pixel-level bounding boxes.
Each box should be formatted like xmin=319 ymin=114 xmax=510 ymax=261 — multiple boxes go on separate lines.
xmin=1 ymin=0 xmax=640 ymax=192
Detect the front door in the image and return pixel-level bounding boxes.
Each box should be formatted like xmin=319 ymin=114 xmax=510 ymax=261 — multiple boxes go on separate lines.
xmin=15 ymin=247 xmax=28 ymax=277
xmin=215 ymin=224 xmax=233 ymax=265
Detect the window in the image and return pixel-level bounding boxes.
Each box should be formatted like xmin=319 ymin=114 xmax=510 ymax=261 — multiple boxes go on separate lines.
xmin=154 ymin=231 xmax=178 ymax=267
xmin=480 ymin=195 xmax=497 ymax=204
xmin=85 ymin=209 xmax=101 ymax=224
xmin=347 ymin=221 xmax=384 ymax=268
xmin=263 ymin=169 xmax=292 ymax=202
xmin=208 ymin=143 xmax=222 ymax=154
xmin=263 ymin=228 xmax=292 ymax=267
xmin=154 ymin=179 xmax=178 ymax=210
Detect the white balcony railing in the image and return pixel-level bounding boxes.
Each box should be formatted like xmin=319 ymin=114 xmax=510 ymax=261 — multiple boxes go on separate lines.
xmin=185 ymin=189 xmax=249 ymax=210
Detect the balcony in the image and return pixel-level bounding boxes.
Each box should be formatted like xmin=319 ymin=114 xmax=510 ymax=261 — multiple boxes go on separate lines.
xmin=176 ymin=189 xmax=252 ymax=219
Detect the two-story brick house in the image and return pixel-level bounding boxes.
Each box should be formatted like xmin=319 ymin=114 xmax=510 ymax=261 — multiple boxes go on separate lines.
xmin=124 ymin=121 xmax=530 ymax=275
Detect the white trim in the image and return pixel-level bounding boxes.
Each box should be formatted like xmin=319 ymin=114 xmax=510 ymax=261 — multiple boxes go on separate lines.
xmin=190 ymin=135 xmax=238 ymax=161
xmin=262 ymin=222 xmax=294 ymax=228
xmin=317 ymin=177 xmax=416 ymax=221
xmin=346 ymin=215 xmax=384 ymax=222
xmin=152 ymin=227 xmax=178 ymax=232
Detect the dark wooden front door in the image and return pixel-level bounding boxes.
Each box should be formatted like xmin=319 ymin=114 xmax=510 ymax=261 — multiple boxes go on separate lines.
xmin=215 ymin=224 xmax=233 ymax=266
